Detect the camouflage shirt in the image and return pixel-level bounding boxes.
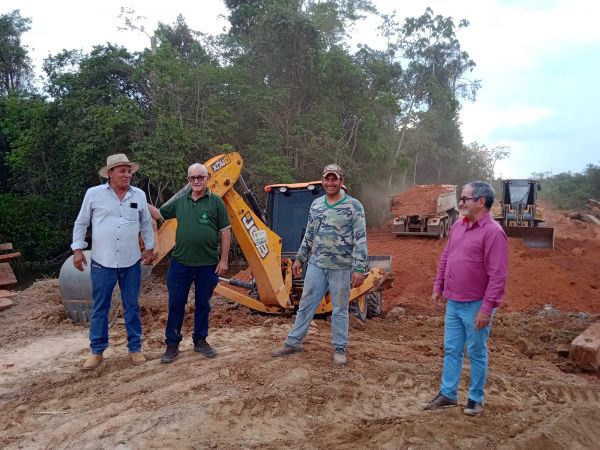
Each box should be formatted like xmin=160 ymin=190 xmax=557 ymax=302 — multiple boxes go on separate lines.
xmin=296 ymin=194 xmax=368 ymax=272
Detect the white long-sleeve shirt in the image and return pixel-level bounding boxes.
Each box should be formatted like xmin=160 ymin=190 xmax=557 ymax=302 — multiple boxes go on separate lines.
xmin=71 ymin=183 xmax=154 ymax=268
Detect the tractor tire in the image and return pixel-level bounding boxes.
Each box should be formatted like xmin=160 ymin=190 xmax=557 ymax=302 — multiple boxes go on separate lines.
xmin=349 ymin=295 xmax=368 ymax=322
xmin=366 ymin=291 xmax=382 ymax=318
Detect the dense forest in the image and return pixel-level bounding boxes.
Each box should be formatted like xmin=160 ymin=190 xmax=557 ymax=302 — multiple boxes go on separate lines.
xmin=0 ymin=1 xmax=596 ymax=264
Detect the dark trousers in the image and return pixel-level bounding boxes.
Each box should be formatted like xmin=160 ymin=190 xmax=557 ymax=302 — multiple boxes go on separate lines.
xmin=165 ymin=259 xmax=218 ymax=347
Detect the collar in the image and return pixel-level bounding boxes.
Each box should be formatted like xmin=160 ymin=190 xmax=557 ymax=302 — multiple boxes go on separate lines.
xmin=104 ymin=182 xmax=132 ymax=193
xmin=461 ymin=211 xmax=493 ymax=229
xmin=324 ymin=193 xmax=347 ymax=208
xmin=187 ymin=188 xmax=211 ymax=201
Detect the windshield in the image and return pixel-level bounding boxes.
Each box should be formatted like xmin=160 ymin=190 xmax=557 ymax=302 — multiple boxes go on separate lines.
xmin=267 ymin=186 xmax=324 ymax=254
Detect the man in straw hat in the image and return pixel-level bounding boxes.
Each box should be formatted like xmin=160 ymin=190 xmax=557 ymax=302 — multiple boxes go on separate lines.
xmin=271 ymin=163 xmax=367 ymax=366
xmin=71 ymin=153 xmax=156 ymax=369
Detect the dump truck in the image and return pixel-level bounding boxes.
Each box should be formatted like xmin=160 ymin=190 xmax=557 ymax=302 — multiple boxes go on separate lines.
xmin=492 ymin=179 xmax=554 ymax=250
xmin=391 ymin=184 xmax=458 ymax=238
xmin=59 ymin=152 xmax=393 ymax=323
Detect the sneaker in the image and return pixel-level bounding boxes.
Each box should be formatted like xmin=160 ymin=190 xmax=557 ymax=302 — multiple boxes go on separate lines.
xmin=463 ymin=399 xmax=483 ymax=416
xmin=194 ymin=338 xmax=217 ymax=358
xmin=83 ymin=353 xmax=103 ymax=370
xmin=333 ymin=348 xmax=347 ymax=366
xmin=271 ymin=344 xmax=303 ymax=357
xmin=129 ymin=351 xmax=146 ymax=366
xmin=161 ymin=346 xmax=179 ymax=364
xmin=423 ymin=393 xmax=458 ymax=410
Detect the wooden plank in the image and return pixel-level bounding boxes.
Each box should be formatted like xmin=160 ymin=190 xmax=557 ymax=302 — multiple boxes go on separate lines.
xmin=0 ymin=290 xmax=16 ymax=299
xmin=0 ymin=252 xmax=21 ymax=263
xmin=0 ymin=243 xmax=13 ymax=251
xmin=0 ymin=263 xmax=17 ymax=288
xmin=0 ymin=298 xmax=15 ymax=311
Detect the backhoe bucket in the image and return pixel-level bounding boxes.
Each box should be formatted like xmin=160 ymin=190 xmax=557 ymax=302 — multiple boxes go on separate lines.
xmin=503 ymin=226 xmax=555 ymax=250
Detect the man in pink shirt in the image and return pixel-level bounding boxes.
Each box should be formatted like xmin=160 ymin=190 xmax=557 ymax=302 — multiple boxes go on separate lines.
xmin=424 ymin=181 xmax=508 ymax=416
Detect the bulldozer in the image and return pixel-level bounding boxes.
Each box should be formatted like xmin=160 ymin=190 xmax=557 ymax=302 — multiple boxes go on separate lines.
xmin=492 ymin=179 xmax=554 ymax=250
xmin=59 ymin=152 xmax=393 ymax=323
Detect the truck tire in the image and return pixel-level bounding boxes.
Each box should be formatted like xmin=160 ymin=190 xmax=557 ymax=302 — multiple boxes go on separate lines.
xmin=349 ymin=295 xmax=368 ymax=322
xmin=366 ymin=291 xmax=382 ymax=318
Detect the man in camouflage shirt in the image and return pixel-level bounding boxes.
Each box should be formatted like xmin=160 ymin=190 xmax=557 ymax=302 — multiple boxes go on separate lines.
xmin=272 ymin=163 xmax=367 ymax=365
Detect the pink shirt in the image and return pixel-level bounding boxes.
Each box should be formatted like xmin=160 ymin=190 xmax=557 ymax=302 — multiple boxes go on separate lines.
xmin=434 ymin=212 xmax=508 ymax=314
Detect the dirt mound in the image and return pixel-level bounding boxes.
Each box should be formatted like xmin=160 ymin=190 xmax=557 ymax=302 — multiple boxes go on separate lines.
xmin=390 ymin=184 xmax=455 ymax=217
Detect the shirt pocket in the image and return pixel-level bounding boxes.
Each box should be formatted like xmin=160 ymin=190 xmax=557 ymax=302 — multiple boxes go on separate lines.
xmin=122 ymin=206 xmax=139 ymax=223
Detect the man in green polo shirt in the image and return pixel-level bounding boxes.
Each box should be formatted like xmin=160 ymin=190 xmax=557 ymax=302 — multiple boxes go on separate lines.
xmin=149 ymin=163 xmax=231 ymax=363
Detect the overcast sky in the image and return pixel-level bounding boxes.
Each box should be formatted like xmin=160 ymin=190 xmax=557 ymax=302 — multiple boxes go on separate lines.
xmin=4 ymin=0 xmax=599 ymax=178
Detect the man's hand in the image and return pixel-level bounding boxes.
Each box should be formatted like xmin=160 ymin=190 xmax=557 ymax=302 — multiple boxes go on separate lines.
xmin=292 ymin=259 xmax=303 ymax=278
xmin=73 ymin=249 xmax=87 ymax=272
xmin=351 ymin=272 xmax=365 ymax=289
xmin=215 ymin=260 xmax=228 ymax=276
xmin=432 ymin=292 xmax=446 ymax=309
xmin=474 ymin=311 xmax=491 ymax=329
xmin=141 ymin=249 xmax=156 ymax=265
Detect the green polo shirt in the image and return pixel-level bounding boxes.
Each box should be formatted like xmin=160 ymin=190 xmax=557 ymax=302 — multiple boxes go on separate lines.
xmin=159 ymin=189 xmax=230 ymax=266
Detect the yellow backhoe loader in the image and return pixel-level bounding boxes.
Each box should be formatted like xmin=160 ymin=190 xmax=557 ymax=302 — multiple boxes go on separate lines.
xmin=492 ymin=179 xmax=554 ymax=250
xmin=59 ymin=152 xmax=393 ymax=323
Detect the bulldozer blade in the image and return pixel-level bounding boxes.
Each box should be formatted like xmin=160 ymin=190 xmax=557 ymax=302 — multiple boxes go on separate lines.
xmin=502 ymin=226 xmax=555 ymax=250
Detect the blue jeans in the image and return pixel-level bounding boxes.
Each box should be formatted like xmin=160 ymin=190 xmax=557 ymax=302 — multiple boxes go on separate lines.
xmin=165 ymin=260 xmax=218 ymax=347
xmin=89 ymin=260 xmax=142 ymax=354
xmin=286 ymin=263 xmax=352 ymax=351
xmin=440 ymin=300 xmax=493 ymax=404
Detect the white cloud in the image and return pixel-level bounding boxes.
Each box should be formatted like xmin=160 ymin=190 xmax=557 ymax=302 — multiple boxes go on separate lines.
xmin=461 ymin=103 xmax=553 ymax=143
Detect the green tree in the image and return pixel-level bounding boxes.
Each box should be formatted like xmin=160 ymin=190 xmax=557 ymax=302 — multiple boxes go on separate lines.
xmin=0 ymin=10 xmax=33 ymax=95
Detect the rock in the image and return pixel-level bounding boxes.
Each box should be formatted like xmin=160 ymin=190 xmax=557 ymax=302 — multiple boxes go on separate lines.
xmin=386 ymin=373 xmax=399 ymax=385
xmin=349 ymin=315 xmax=366 ymax=330
xmin=0 ymin=298 xmax=15 ymax=311
xmin=570 ymin=322 xmax=600 ymax=370
xmin=311 ymin=396 xmax=325 ymax=404
xmin=283 ymin=367 xmax=312 ymax=383
xmin=384 ymin=307 xmax=406 ymax=322
xmin=401 ymin=378 xmax=415 ymax=389
xmin=262 ymin=318 xmax=275 ymax=327
xmin=556 ymin=343 xmax=570 ymax=357
xmin=572 ymin=247 xmax=585 ymax=256
xmin=509 ymin=423 xmax=525 ymax=437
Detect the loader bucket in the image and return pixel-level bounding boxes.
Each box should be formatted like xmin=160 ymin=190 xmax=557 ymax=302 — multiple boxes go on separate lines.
xmin=503 ymin=226 xmax=555 ymax=250
xmin=367 ymin=255 xmax=392 ymax=273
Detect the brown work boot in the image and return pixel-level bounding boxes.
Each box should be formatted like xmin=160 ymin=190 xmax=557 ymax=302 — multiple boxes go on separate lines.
xmin=423 ymin=393 xmax=458 ymax=410
xmin=272 ymin=344 xmax=303 ymax=357
xmin=333 ymin=348 xmax=347 ymax=366
xmin=83 ymin=353 xmax=103 ymax=370
xmin=129 ymin=351 xmax=146 ymax=365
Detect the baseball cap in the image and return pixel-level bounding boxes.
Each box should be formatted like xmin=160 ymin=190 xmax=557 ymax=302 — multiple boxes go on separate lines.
xmin=322 ymin=164 xmax=343 ymax=179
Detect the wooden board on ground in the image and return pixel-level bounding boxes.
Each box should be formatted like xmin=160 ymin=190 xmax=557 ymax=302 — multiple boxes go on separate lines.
xmin=0 ymin=298 xmax=16 ymax=311
xmin=0 ymin=243 xmax=13 ymax=251
xmin=0 ymin=290 xmax=16 ymax=299
xmin=0 ymin=252 xmax=21 ymax=263
xmin=0 ymin=263 xmax=17 ymax=288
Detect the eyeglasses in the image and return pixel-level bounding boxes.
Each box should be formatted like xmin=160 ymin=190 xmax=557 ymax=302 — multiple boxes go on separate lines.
xmin=458 ymin=196 xmax=479 ymax=203
xmin=188 ymin=175 xmax=208 ymax=182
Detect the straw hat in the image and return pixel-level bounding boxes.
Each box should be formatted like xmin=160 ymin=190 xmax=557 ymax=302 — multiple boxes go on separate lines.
xmin=98 ymin=154 xmax=140 ymax=178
